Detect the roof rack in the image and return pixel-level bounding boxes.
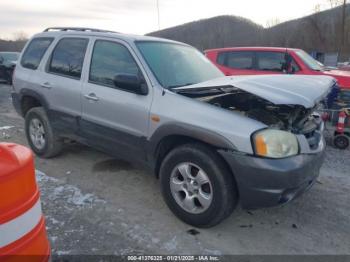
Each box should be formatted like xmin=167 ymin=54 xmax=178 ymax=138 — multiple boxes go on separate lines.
xmin=43 ymin=27 xmax=117 ymax=33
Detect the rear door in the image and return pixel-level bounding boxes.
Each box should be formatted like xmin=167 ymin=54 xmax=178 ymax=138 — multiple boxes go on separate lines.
xmin=81 ymin=38 xmax=152 ymax=161
xmin=216 ymin=51 xmax=255 ymax=75
xmin=254 ymin=51 xmax=288 ymax=75
xmin=39 ymin=36 xmax=89 ymax=135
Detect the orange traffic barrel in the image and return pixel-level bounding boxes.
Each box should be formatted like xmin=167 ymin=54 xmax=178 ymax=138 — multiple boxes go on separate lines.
xmin=0 ymin=143 xmax=50 ymax=262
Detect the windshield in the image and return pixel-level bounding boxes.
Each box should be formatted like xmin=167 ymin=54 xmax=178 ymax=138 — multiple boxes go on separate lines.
xmin=1 ymin=53 xmax=19 ymax=62
xmin=295 ymin=50 xmax=323 ymax=71
xmin=136 ymin=41 xmax=223 ymax=88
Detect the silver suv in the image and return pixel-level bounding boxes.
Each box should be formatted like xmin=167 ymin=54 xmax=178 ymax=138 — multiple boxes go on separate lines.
xmin=12 ymin=27 xmax=334 ymax=227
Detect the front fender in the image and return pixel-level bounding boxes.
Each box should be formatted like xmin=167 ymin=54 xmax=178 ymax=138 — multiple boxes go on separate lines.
xmin=147 ymin=122 xmax=237 ymax=160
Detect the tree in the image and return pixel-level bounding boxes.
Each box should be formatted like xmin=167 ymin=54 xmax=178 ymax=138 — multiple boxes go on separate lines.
xmin=308 ymin=4 xmax=326 ymax=50
xmin=13 ymin=31 xmax=28 ymax=41
xmin=328 ymin=0 xmax=343 ymax=8
xmin=266 ymin=18 xmax=281 ymax=28
xmin=341 ymin=0 xmax=347 ymax=44
xmin=313 ymin=4 xmax=321 ymax=13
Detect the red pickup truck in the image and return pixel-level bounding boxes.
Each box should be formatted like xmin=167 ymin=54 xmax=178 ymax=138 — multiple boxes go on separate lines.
xmin=205 ymin=47 xmax=350 ymax=100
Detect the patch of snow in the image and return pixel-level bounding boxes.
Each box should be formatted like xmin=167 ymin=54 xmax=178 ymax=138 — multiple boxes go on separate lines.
xmin=48 ymin=216 xmax=60 ymax=225
xmin=35 ymin=170 xmax=106 ymax=208
xmin=35 ymin=170 xmax=59 ymax=183
xmin=0 ymin=126 xmax=14 ymax=130
xmin=56 ymin=250 xmax=71 ymax=255
xmin=50 ymin=236 xmax=58 ymax=243
xmin=68 ymin=188 xmax=94 ymax=206
xmin=203 ymin=249 xmax=222 ymax=255
xmin=163 ymin=236 xmax=178 ymax=251
xmin=152 ymin=237 xmax=160 ymax=244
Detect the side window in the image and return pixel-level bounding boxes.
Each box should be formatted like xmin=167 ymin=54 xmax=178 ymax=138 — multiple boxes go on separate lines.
xmin=49 ymin=38 xmax=88 ymax=79
xmin=21 ymin=38 xmax=53 ymax=70
xmin=224 ymin=51 xmax=254 ymax=69
xmin=89 ymin=40 xmax=140 ymax=91
xmin=256 ymin=52 xmax=286 ymax=72
xmin=291 ymin=59 xmax=300 ymax=73
xmin=216 ymin=52 xmax=226 ymax=65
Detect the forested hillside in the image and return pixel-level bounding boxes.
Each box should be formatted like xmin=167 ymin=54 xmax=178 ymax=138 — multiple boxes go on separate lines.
xmin=148 ymin=4 xmax=350 ymax=59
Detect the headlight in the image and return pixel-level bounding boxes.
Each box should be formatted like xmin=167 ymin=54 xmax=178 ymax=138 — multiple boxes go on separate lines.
xmin=253 ymin=129 xmax=299 ymax=158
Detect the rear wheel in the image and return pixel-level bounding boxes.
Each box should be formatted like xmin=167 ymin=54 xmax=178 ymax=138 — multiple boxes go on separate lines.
xmin=25 ymin=107 xmax=63 ymax=158
xmin=159 ymin=143 xmax=238 ymax=228
xmin=333 ymin=134 xmax=349 ymax=150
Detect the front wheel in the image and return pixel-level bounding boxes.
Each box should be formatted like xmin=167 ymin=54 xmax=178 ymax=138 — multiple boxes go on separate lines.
xmin=159 ymin=143 xmax=238 ymax=228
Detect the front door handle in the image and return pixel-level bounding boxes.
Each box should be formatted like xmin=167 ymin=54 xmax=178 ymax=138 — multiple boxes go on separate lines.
xmin=84 ymin=93 xmax=99 ymax=101
xmin=40 ymin=82 xmax=52 ymax=89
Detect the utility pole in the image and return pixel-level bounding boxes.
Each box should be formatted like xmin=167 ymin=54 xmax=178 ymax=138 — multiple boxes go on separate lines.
xmin=157 ymin=0 xmax=160 ymax=30
xmin=340 ymin=0 xmax=347 ymax=58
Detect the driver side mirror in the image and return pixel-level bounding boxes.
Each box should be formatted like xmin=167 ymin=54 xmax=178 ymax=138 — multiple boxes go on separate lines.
xmin=113 ymin=73 xmax=148 ymax=95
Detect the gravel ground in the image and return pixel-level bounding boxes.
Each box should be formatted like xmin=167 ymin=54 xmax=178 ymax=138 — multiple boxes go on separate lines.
xmin=0 ymin=83 xmax=349 ymax=256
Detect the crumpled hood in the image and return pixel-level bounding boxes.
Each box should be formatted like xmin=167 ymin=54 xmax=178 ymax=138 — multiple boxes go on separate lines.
xmin=175 ymin=75 xmax=335 ymax=108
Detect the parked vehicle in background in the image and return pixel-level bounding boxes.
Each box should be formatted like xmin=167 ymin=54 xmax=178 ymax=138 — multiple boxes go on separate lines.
xmin=205 ymin=47 xmax=350 ymax=103
xmin=12 ymin=28 xmax=334 ymax=227
xmin=338 ymin=62 xmax=350 ymax=71
xmin=0 ymin=52 xmax=19 ymax=84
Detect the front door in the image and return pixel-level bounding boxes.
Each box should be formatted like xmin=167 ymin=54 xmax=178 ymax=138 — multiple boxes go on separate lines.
xmin=81 ymin=38 xmax=152 ymax=161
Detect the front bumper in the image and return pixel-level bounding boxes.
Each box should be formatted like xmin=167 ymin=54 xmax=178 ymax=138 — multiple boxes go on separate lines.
xmin=218 ymin=147 xmax=325 ymax=209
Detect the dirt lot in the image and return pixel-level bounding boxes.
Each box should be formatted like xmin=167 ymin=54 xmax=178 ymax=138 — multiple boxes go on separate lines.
xmin=0 ymin=83 xmax=349 ymax=255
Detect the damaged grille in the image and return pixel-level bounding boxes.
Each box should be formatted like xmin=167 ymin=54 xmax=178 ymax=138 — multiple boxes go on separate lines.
xmin=304 ymin=130 xmax=321 ymax=150
xmin=299 ymin=116 xmax=323 ymax=150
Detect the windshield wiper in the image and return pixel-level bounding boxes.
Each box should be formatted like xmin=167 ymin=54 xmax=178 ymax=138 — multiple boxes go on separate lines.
xmin=167 ymin=83 xmax=195 ymax=89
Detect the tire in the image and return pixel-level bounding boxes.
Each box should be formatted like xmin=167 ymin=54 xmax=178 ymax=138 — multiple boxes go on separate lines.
xmin=25 ymin=107 xmax=63 ymax=158
xmin=333 ymin=134 xmax=349 ymax=150
xmin=159 ymin=143 xmax=238 ymax=228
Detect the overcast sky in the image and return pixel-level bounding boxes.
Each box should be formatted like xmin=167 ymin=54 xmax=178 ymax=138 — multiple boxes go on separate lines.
xmin=0 ymin=0 xmax=338 ymax=39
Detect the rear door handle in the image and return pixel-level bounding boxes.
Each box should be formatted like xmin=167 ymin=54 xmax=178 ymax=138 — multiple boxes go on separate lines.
xmin=40 ymin=82 xmax=52 ymax=89
xmin=84 ymin=93 xmax=99 ymax=101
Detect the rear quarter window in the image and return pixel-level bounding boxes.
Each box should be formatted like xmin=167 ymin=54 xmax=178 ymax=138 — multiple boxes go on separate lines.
xmin=216 ymin=52 xmax=226 ymax=65
xmin=21 ymin=38 xmax=54 ymax=70
xmin=256 ymin=52 xmax=286 ymax=72
xmin=217 ymin=51 xmax=254 ymax=69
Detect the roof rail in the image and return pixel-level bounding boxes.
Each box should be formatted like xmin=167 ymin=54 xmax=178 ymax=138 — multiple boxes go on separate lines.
xmin=43 ymin=27 xmax=117 ymax=33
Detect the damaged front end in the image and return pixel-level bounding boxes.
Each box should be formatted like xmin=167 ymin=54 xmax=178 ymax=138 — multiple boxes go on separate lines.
xmin=174 ymin=75 xmax=335 ymax=154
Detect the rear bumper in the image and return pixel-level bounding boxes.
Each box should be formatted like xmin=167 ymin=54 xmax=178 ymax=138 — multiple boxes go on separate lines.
xmin=218 ymin=149 xmax=325 ymax=209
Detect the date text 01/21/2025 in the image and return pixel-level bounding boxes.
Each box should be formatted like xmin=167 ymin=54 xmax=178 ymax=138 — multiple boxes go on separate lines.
xmin=127 ymin=255 xmax=220 ymax=261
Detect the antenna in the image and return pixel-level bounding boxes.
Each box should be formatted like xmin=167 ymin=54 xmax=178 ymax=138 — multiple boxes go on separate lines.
xmin=157 ymin=0 xmax=160 ymax=30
